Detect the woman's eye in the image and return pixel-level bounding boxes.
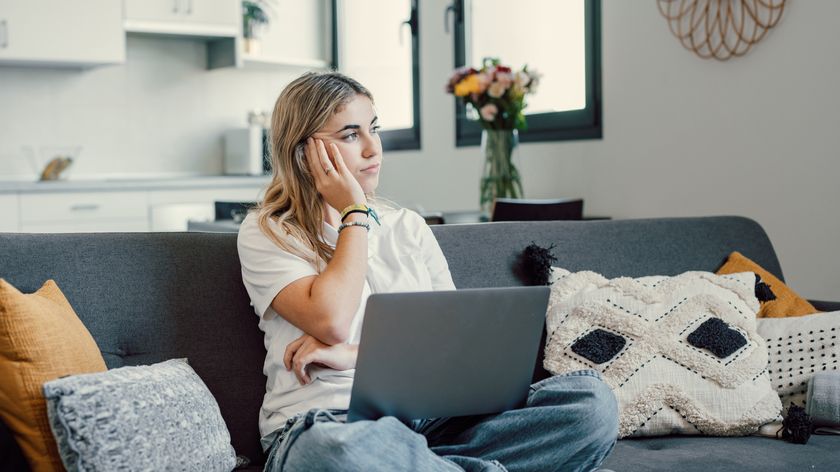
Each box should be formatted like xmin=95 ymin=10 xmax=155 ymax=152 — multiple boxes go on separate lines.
xmin=371 ymin=126 xmax=381 ymax=134
xmin=342 ymin=132 xmax=359 ymax=142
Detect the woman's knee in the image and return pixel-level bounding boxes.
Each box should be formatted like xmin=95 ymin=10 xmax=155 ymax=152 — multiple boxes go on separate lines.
xmin=575 ymin=375 xmax=619 ymax=442
xmin=283 ymin=417 xmax=426 ymax=471
xmin=531 ymin=371 xmax=619 ymax=439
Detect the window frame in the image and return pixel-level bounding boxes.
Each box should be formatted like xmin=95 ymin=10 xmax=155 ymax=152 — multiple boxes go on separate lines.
xmin=332 ymin=0 xmax=421 ymax=151
xmin=452 ymin=0 xmax=602 ymax=147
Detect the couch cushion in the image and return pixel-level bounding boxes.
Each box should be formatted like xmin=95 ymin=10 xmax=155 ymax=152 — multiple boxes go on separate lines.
xmin=601 ymin=435 xmax=838 ymax=471
xmin=43 ymin=358 xmax=235 ymax=471
xmin=543 ymin=267 xmax=781 ymax=437
xmin=0 ymin=279 xmax=107 ymax=472
xmin=717 ymin=251 xmax=819 ymax=317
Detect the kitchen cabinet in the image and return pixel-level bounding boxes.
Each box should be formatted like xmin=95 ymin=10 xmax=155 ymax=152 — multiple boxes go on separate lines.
xmin=0 ymin=194 xmax=19 ymax=232
xmin=19 ymin=190 xmax=150 ymax=232
xmin=123 ymin=0 xmax=238 ymax=37
xmin=241 ymin=0 xmax=331 ymax=68
xmin=0 ymin=0 xmax=125 ymax=67
xmin=2 ymin=177 xmax=267 ymax=233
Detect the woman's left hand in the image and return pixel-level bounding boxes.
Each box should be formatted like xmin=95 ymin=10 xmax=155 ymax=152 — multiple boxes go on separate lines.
xmin=283 ymin=334 xmax=359 ymax=385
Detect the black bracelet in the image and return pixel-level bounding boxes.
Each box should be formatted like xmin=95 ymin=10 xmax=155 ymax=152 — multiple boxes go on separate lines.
xmin=340 ymin=209 xmax=369 ymax=222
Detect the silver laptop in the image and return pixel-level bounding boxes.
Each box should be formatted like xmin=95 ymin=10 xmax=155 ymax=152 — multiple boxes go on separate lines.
xmin=347 ymin=286 xmax=550 ymax=423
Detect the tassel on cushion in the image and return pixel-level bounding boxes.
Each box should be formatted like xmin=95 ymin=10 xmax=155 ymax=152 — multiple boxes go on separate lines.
xmin=754 ymin=273 xmax=777 ymax=303
xmin=778 ymin=403 xmax=812 ymax=444
xmin=519 ymin=242 xmax=557 ymax=286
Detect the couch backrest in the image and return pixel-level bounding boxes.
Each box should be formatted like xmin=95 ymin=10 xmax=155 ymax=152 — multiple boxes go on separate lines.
xmin=0 ymin=215 xmax=781 ymax=464
xmin=432 ymin=216 xmax=783 ymax=288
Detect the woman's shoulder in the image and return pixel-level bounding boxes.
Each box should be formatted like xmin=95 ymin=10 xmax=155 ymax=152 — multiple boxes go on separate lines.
xmin=378 ymin=206 xmax=426 ymax=228
xmin=237 ymin=211 xmax=284 ymax=246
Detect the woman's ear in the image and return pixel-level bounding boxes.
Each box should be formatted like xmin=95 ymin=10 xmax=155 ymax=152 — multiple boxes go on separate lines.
xmin=294 ymin=142 xmax=308 ymax=174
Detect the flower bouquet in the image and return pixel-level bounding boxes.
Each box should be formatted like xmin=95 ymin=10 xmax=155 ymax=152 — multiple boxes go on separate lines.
xmin=446 ymin=58 xmax=541 ymax=214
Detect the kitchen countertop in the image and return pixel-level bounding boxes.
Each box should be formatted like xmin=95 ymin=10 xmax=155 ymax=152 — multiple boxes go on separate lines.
xmin=0 ymin=175 xmax=271 ymax=194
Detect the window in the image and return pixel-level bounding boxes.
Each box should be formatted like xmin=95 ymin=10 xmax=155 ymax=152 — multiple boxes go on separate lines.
xmin=452 ymin=0 xmax=602 ymax=146
xmin=333 ymin=0 xmax=420 ymax=151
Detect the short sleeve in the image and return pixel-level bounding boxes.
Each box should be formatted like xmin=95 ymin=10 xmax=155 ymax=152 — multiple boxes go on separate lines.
xmin=237 ymin=213 xmax=319 ymax=320
xmin=416 ymin=216 xmax=456 ymax=291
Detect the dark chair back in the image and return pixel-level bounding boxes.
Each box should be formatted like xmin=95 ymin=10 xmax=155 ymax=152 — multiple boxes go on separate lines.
xmin=215 ymin=201 xmax=257 ymax=222
xmin=491 ymin=198 xmax=584 ymax=222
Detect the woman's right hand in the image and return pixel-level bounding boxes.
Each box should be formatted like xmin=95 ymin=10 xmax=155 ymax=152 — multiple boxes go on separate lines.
xmin=304 ymin=137 xmax=366 ymax=211
xmin=283 ymin=334 xmax=359 ymax=385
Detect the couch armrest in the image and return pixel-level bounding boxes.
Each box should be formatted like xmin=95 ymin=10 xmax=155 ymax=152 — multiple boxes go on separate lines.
xmin=809 ymin=300 xmax=840 ymax=312
xmin=0 ymin=417 xmax=29 ymax=472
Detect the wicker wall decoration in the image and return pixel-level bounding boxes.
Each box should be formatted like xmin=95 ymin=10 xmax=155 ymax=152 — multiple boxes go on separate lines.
xmin=657 ymin=0 xmax=787 ymax=60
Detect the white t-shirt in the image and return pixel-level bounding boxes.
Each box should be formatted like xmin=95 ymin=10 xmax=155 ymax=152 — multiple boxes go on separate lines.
xmin=237 ymin=207 xmax=456 ymax=438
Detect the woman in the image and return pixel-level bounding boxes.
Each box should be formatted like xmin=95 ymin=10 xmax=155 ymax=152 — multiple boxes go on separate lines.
xmin=238 ymin=71 xmax=618 ymax=472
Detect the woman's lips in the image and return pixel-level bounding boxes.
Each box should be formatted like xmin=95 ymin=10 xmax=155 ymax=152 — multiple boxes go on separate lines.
xmin=361 ymin=164 xmax=380 ymax=174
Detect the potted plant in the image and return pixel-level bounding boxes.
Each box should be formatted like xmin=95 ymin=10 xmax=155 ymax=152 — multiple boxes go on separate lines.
xmin=242 ymin=0 xmax=276 ymax=54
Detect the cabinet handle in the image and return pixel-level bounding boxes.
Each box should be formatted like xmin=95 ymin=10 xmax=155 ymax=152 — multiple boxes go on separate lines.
xmin=70 ymin=204 xmax=100 ymax=211
xmin=1 ymin=20 xmax=8 ymax=48
xmin=186 ymin=0 xmax=193 ymax=14
xmin=172 ymin=0 xmax=179 ymax=13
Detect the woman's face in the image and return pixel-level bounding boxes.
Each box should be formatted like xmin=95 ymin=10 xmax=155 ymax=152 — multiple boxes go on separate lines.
xmin=310 ymin=94 xmax=382 ymax=194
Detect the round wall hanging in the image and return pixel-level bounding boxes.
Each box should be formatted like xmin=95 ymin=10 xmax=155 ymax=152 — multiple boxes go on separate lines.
xmin=657 ymin=0 xmax=787 ymax=60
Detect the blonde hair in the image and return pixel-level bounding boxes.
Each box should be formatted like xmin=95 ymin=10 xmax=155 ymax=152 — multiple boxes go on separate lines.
xmin=256 ymin=71 xmax=375 ymax=267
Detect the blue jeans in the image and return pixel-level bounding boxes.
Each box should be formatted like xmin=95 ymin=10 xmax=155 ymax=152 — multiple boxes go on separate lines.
xmin=263 ymin=370 xmax=618 ymax=472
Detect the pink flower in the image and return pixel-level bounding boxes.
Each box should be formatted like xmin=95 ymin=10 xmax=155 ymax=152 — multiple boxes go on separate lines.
xmin=495 ymin=72 xmax=513 ymax=88
xmin=480 ymin=103 xmax=498 ymax=121
xmin=487 ymin=81 xmax=507 ymax=98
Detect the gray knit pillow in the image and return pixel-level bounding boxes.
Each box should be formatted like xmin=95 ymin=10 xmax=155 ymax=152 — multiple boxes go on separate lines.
xmin=43 ymin=359 xmax=236 ymax=472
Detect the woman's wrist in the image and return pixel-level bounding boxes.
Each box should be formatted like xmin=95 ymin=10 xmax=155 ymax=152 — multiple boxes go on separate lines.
xmin=342 ymin=212 xmax=369 ymax=223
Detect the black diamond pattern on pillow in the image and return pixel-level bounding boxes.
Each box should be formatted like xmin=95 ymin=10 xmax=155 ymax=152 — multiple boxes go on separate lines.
xmin=687 ymin=317 xmax=747 ymax=358
xmin=571 ymin=329 xmax=626 ymax=364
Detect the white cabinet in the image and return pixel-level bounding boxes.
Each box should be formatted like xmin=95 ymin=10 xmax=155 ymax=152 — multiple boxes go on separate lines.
xmin=0 ymin=194 xmax=19 ymax=232
xmin=7 ymin=181 xmax=265 ymax=233
xmin=0 ymin=0 xmax=124 ymax=67
xmin=241 ymin=0 xmax=331 ymax=68
xmin=124 ymin=0 xmax=238 ymax=37
xmin=19 ymin=191 xmax=150 ymax=233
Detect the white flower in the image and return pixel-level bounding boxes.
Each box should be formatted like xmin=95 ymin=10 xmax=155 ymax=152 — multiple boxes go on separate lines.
xmin=479 ymin=103 xmax=498 ymax=121
xmin=514 ymin=70 xmax=529 ymax=85
xmin=487 ymin=81 xmax=507 ymax=98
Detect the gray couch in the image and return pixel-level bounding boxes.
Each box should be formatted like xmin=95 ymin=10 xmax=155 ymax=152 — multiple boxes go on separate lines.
xmin=1 ymin=216 xmax=837 ymax=471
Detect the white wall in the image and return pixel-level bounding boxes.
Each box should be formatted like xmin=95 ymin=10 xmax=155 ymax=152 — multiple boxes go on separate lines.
xmin=378 ymin=0 xmax=840 ymax=300
xmin=0 ymin=1 xmax=837 ymax=299
xmin=0 ymin=36 xmax=299 ymax=178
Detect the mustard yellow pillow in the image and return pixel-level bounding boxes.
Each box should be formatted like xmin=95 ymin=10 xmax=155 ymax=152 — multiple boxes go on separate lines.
xmin=0 ymin=279 xmax=107 ymax=472
xmin=716 ymin=252 xmax=819 ymax=318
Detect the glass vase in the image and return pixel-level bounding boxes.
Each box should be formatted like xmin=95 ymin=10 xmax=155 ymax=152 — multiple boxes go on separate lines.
xmin=480 ymin=129 xmax=523 ymax=217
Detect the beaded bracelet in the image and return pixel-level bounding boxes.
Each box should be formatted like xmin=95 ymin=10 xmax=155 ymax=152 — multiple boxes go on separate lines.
xmin=337 ymin=221 xmax=370 ymax=233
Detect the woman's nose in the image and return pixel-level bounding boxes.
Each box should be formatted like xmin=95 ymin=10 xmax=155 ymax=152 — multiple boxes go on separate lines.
xmin=361 ymin=134 xmax=378 ymax=158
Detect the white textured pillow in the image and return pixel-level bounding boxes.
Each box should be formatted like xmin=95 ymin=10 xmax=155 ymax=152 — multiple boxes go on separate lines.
xmin=43 ymin=358 xmax=236 ymax=472
xmin=544 ymin=267 xmax=782 ymax=437
xmin=757 ymin=311 xmax=840 ymax=408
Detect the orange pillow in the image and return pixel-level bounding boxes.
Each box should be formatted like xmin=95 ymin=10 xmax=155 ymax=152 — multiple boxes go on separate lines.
xmin=716 ymin=251 xmax=819 ymax=318
xmin=0 ymin=279 xmax=107 ymax=472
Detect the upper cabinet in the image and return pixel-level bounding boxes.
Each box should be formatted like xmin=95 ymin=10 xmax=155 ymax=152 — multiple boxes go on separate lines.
xmin=0 ymin=0 xmax=125 ymax=67
xmin=123 ymin=0 xmax=239 ymax=38
xmin=242 ymin=0 xmax=331 ymax=68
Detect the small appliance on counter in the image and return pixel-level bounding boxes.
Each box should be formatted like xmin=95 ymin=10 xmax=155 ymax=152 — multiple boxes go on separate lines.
xmin=223 ymin=127 xmax=270 ymax=176
xmin=224 ymin=110 xmax=271 ymax=176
